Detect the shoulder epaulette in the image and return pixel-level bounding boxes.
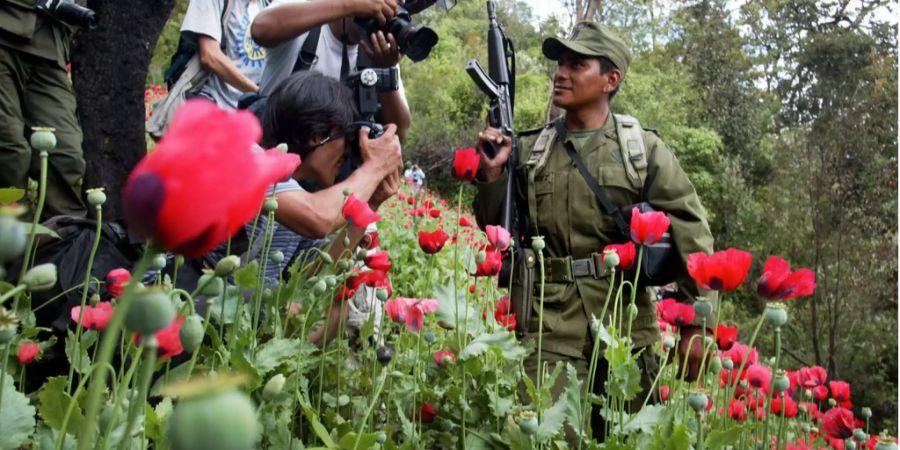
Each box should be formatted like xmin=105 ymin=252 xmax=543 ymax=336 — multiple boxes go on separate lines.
xmin=517 ymin=121 xmax=553 ymax=137
xmin=643 ymin=128 xmax=661 ymax=137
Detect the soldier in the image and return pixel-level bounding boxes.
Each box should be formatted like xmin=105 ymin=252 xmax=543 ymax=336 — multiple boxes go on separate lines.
xmin=0 ymin=0 xmax=87 ymax=219
xmin=473 ymin=22 xmax=716 ymax=440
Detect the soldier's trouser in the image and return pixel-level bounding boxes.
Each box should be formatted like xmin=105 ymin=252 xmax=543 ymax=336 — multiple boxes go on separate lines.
xmin=0 ymin=46 xmax=86 ymax=219
xmin=522 ymin=346 xmax=660 ymax=445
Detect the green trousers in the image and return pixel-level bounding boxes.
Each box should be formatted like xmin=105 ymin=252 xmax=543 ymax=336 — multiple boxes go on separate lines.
xmin=522 ymin=345 xmax=660 ymax=445
xmin=0 ymin=45 xmax=85 ymax=219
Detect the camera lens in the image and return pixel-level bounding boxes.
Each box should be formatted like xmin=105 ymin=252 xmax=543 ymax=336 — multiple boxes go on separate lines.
xmin=399 ymin=26 xmax=438 ymax=62
xmin=54 ymin=2 xmax=97 ymax=29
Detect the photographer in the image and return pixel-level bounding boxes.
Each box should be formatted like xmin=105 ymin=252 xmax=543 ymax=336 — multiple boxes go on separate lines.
xmin=251 ymin=0 xmax=411 ymax=140
xmin=0 ymin=0 xmax=90 ymax=220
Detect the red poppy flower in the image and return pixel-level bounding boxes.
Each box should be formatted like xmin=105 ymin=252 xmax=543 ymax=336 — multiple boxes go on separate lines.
xmin=485 ymin=225 xmax=511 ymax=252
xmin=602 ymin=242 xmax=636 ymax=270
xmin=418 ymin=230 xmax=449 ymax=254
xmin=71 ymin=302 xmax=115 ymax=330
xmin=629 ymin=207 xmax=670 ymax=245
xmin=746 ymin=363 xmax=772 ymax=393
xmin=770 ymin=396 xmax=798 ymax=418
xmin=343 ymin=194 xmax=381 ymax=228
xmin=360 ymin=231 xmax=380 ymax=250
xmin=364 ymin=251 xmax=391 ymax=272
xmin=384 ymin=298 xmax=439 ymax=333
xmin=657 ymin=298 xmax=695 ymax=327
xmin=493 ymin=296 xmax=517 ymax=331
xmin=720 ymin=342 xmax=758 ymax=368
xmin=714 ymin=324 xmax=738 ymax=350
xmin=727 ymin=399 xmax=747 ymax=421
xmin=416 ymin=402 xmax=437 ymax=423
xmin=406 ymin=196 xmax=415 ymax=205
xmin=105 ymin=268 xmax=131 ymax=299
xmin=17 ymin=342 xmax=40 ymax=364
xmin=452 ymin=147 xmax=480 ymax=181
xmin=797 ymin=365 xmax=828 ymax=388
xmin=123 ymin=100 xmax=300 ymax=258
xmin=423 ymin=199 xmax=434 ymax=209
xmin=829 ymin=380 xmax=851 ymax=407
xmin=134 ymin=315 xmax=184 ymax=359
xmin=757 ymin=256 xmax=816 ymax=300
xmin=475 ymin=250 xmax=502 ymax=277
xmin=822 ymin=407 xmax=855 ymax=439
xmin=660 ymin=385 xmax=669 ymax=401
xmin=459 ymin=216 xmax=472 ymax=227
xmin=434 ymin=349 xmax=457 ymax=367
xmin=428 ymin=208 xmax=441 ymax=218
xmin=813 ymin=385 xmax=829 ymax=401
xmin=687 ymin=248 xmax=753 ymax=291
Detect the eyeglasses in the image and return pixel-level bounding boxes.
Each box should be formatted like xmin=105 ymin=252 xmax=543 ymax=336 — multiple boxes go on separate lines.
xmin=310 ymin=131 xmax=346 ymax=150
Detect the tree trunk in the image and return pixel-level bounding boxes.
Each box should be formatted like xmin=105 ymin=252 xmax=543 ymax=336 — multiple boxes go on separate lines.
xmin=70 ymin=0 xmax=176 ymax=219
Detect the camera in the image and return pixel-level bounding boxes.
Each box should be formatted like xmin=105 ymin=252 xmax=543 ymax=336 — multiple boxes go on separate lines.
xmin=353 ymin=0 xmax=455 ymax=63
xmin=36 ymin=0 xmax=97 ymax=29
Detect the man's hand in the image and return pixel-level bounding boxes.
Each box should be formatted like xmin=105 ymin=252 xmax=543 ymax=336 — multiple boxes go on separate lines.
xmin=349 ymin=0 xmax=400 ymax=25
xmin=675 ymin=325 xmax=714 ymax=382
xmin=369 ymin=168 xmax=401 ymax=210
xmin=361 ymin=31 xmax=402 ymax=68
xmin=359 ymin=123 xmax=403 ymax=178
xmin=476 ymin=126 xmax=513 ymax=183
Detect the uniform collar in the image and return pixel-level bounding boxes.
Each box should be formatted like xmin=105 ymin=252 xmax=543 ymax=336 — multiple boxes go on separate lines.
xmin=556 ymin=112 xmax=617 ymax=154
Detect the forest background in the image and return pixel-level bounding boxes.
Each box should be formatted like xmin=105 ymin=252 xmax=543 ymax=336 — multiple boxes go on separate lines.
xmin=143 ymin=0 xmax=899 ymax=430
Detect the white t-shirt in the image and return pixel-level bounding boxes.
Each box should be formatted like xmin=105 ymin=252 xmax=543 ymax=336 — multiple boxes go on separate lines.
xmin=256 ymin=0 xmax=406 ymax=102
xmin=181 ymin=0 xmax=267 ymax=108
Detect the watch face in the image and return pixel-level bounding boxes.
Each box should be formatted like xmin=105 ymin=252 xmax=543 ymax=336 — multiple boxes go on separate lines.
xmin=360 ymin=69 xmax=378 ymax=87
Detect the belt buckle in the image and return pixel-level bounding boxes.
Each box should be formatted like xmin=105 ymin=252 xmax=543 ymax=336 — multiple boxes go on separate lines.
xmin=571 ymin=257 xmax=595 ymax=278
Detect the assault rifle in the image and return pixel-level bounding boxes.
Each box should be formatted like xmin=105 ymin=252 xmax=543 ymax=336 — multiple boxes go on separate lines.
xmin=466 ymin=0 xmax=517 ymax=236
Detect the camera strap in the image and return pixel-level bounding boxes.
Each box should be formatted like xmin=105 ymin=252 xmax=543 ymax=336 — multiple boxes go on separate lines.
xmin=340 ymin=20 xmax=350 ymax=81
xmin=292 ymin=26 xmax=321 ymax=73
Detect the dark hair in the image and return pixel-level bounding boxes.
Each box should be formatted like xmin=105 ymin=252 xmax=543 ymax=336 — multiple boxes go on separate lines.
xmin=597 ymin=56 xmax=620 ymax=100
xmin=261 ymin=71 xmax=358 ymax=158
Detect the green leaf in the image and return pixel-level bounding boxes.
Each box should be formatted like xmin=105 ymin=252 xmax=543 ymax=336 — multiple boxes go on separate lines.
xmin=562 ymin=363 xmax=584 ymax=438
xmin=234 ymin=260 xmax=259 ymax=289
xmin=34 ymin=423 xmax=77 ymax=450
xmin=230 ymin=348 xmax=263 ymax=390
xmin=24 ymin=222 xmax=60 ymax=239
xmin=621 ymin=404 xmax=665 ymax=434
xmin=253 ymin=338 xmax=306 ymax=375
xmin=65 ymin=330 xmax=96 ymax=375
xmin=145 ymin=397 xmax=173 ymax=445
xmin=459 ymin=330 xmax=526 ymax=361
xmin=38 ymin=376 xmax=84 ymax=432
xmin=667 ymin=423 xmax=691 ymax=450
xmin=299 ymin=394 xmax=337 ymax=448
xmin=534 ymin=389 xmax=567 ymax=442
xmin=433 ymin=283 xmax=483 ymax=335
xmin=338 ymin=432 xmax=379 ymax=450
xmin=706 ymin=423 xmax=754 ymax=449
xmin=0 ymin=373 xmax=36 ymax=449
xmin=150 ymin=359 xmax=195 ymax=397
xmin=486 ymin=387 xmax=514 ymax=418
xmin=0 ymin=187 xmax=25 ymax=203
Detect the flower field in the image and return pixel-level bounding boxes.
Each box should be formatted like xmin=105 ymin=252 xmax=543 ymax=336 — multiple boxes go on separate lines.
xmin=0 ymin=104 xmax=896 ymax=450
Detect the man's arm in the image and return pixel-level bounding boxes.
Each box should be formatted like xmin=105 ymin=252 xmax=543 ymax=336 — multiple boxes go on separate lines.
xmin=197 ymin=35 xmax=260 ymax=93
xmin=472 ymin=126 xmax=513 ymax=228
xmin=252 ymin=0 xmax=398 ymax=48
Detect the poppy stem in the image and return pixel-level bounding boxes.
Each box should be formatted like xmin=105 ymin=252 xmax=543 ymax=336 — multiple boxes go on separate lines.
xmin=453 ymin=184 xmax=463 ymax=348
xmin=68 ymin=204 xmax=103 ymax=394
xmin=726 ymin=313 xmax=766 ymax=414
xmin=534 ymin=245 xmax=546 ymax=410
xmin=116 ymin=340 xmax=156 ymax=450
xmin=761 ymin=326 xmax=783 ymax=448
xmin=625 ymin=246 xmax=645 ymax=342
xmin=19 ymin=151 xmax=48 ymax=280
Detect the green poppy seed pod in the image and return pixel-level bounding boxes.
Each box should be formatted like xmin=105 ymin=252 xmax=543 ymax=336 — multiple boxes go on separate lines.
xmin=875 ymin=437 xmax=898 ymax=450
xmin=531 ymin=236 xmax=545 ymax=251
xmin=312 ymin=280 xmax=327 ymax=296
xmin=270 ymin=250 xmax=284 ymax=265
xmin=275 ymin=143 xmax=288 ymax=153
xmin=342 ymin=187 xmax=352 ymax=196
xmin=324 ymin=276 xmax=336 ymax=289
xmin=167 ymin=390 xmax=259 ymax=450
xmin=0 ymin=327 xmax=15 ymax=345
xmin=423 ymin=330 xmax=436 ymax=344
xmin=126 ymin=289 xmax=175 ymax=337
xmin=801 ymin=424 xmax=811 ymax=433
xmin=711 ymin=356 xmax=723 ymax=372
xmin=29 ymin=127 xmax=57 ymax=151
xmin=263 ymin=198 xmax=278 ymax=213
xmin=855 ymin=430 xmax=868 ymax=442
xmin=391 ymin=370 xmax=404 ymax=379
xmin=439 ymin=418 xmax=454 ymax=432
xmin=861 ymin=407 xmax=872 ymax=419
xmin=626 ymin=303 xmax=638 ymax=320
xmin=90 ymin=293 xmax=101 ymax=305
xmin=703 ymin=336 xmax=715 ymax=347
xmin=773 ymin=371 xmax=790 ymax=392
xmin=343 ymin=235 xmax=350 ymax=247
xmin=518 ymin=411 xmax=538 ymax=435
xmin=86 ymin=188 xmax=106 ymax=207
xmin=262 ymin=374 xmax=286 ymax=401
xmin=197 ymin=272 xmax=225 ymax=297
xmin=722 ymin=358 xmax=734 ymax=370
xmin=355 ymin=248 xmax=368 ymax=261
xmin=662 ymin=335 xmax=676 ymax=350
xmin=845 ymin=440 xmax=857 ymax=450
xmin=693 ymin=300 xmax=713 ymax=318
xmin=337 ymin=259 xmax=352 ymax=272
xmin=602 ymin=249 xmax=619 ymax=268
xmin=375 ymin=287 xmax=388 ymax=301
xmin=472 ymin=249 xmax=488 ymax=265
xmin=151 ymin=253 xmax=167 ymax=270
xmin=338 ymin=394 xmax=350 ymax=406
xmin=214 ymin=255 xmax=241 ymax=277
xmin=804 ymin=389 xmax=813 ymax=400
xmin=22 ymin=263 xmax=57 ymax=292
xmin=739 ymin=380 xmax=748 ymax=389
xmin=828 ymin=398 xmax=837 ymax=407
xmin=376 ymin=432 xmax=387 ymax=444
xmin=179 ymin=314 xmax=205 ymax=353
xmin=688 ymin=392 xmax=708 ymax=413
xmin=764 ymin=303 xmax=788 ymax=328
xmin=0 ymin=215 xmax=27 ymax=263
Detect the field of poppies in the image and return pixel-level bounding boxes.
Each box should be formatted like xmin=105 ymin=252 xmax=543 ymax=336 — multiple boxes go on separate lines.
xmin=0 ymin=102 xmax=896 ymax=450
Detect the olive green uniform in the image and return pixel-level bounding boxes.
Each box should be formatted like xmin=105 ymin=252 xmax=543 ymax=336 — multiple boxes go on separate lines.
xmin=0 ymin=0 xmax=86 ymax=218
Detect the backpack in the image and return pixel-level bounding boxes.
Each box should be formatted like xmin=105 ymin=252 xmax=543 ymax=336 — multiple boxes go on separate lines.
xmin=147 ymin=0 xmax=237 ymax=141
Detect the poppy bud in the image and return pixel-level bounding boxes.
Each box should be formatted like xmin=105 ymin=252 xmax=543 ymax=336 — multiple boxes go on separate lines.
xmin=764 ymin=302 xmax=789 ymax=328
xmin=846 ymin=440 xmax=857 ymax=450
xmin=22 ymin=263 xmax=57 ymax=292
xmin=151 ymin=253 xmax=167 ymax=270
xmin=86 ymin=188 xmax=106 ymax=207
xmin=518 ymin=411 xmax=538 ymax=435
xmin=861 ymin=407 xmax=872 ymax=419
xmin=855 ymin=430 xmax=868 ymax=442
xmin=343 ymin=236 xmax=351 ymax=247
xmin=355 ymin=248 xmax=368 ymax=261
xmin=263 ymin=198 xmax=278 ymax=213
xmin=180 ymin=314 xmax=205 ymax=353
xmin=263 ymin=374 xmax=286 ymax=401
xmin=627 ymin=303 xmax=638 ymax=320
xmin=324 ymin=276 xmax=336 ymax=288
xmin=376 ymin=432 xmax=387 ymax=444
xmin=276 ymin=143 xmax=288 ymax=152
xmin=710 ymin=356 xmax=723 ymax=372
xmin=828 ymin=398 xmax=837 ymax=407
xmin=602 ymin=249 xmax=620 ymax=269
xmin=312 ymin=280 xmax=327 ymax=295
xmin=693 ymin=300 xmax=713 ymax=318
xmin=337 ymin=260 xmax=352 ymax=272
xmin=722 ymin=358 xmax=734 ymax=370
xmin=271 ymin=250 xmax=284 ymax=264
xmin=214 ymin=255 xmax=240 ymax=277
xmin=342 ymin=187 xmax=352 ymax=196
xmin=688 ymin=392 xmax=708 ymax=413
xmin=475 ymin=251 xmax=486 ymax=264
xmin=531 ymin=236 xmax=545 ymax=251
xmin=29 ymin=127 xmax=56 ymax=151
xmin=197 ymin=272 xmax=224 ymax=296
xmin=167 ymin=390 xmax=259 ymax=450
xmin=375 ymin=288 xmax=388 ymax=301
xmin=0 ymin=216 xmax=26 ymax=263
xmin=662 ymin=335 xmax=676 ymax=350
xmin=126 ymin=289 xmax=175 ymax=337
xmin=90 ymin=293 xmax=101 ymax=305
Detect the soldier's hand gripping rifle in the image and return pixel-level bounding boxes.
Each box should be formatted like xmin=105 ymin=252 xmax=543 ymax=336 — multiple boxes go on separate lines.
xmin=467 ymin=0 xmax=517 ymax=236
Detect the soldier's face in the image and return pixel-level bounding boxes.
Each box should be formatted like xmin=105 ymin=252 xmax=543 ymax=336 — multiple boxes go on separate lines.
xmin=552 ymin=52 xmax=612 ymax=109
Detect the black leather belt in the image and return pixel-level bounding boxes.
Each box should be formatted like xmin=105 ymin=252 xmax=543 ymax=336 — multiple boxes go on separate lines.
xmin=543 ymin=253 xmax=609 ymax=283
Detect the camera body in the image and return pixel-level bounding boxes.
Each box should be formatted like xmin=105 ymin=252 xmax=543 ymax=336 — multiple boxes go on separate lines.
xmin=352 ymin=0 xmax=455 ymax=63
xmin=35 ymin=0 xmax=96 ymax=29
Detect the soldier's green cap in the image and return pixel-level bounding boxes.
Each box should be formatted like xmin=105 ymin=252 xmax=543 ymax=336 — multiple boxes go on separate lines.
xmin=542 ymin=22 xmax=632 ymax=77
